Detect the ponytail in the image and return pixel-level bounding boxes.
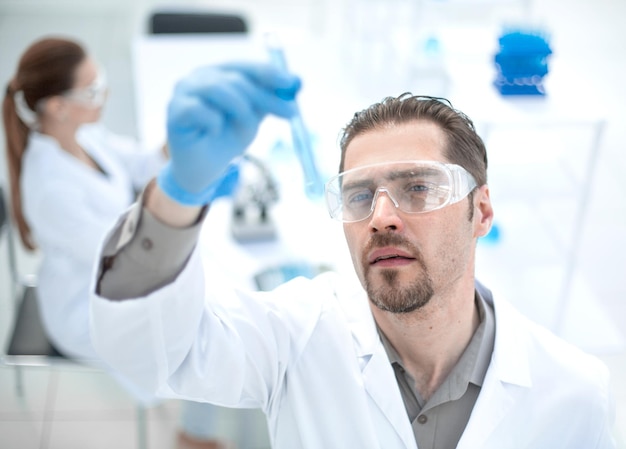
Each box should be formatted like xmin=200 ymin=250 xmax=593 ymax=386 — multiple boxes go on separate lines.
xmin=2 ymin=81 xmax=37 ymax=250
xmin=2 ymin=36 xmax=85 ymax=251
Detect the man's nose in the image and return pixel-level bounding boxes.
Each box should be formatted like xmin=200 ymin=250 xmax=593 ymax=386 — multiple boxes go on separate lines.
xmin=368 ymin=188 xmax=404 ymax=231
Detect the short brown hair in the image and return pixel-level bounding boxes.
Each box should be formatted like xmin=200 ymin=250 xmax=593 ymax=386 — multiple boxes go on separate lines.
xmin=339 ymin=93 xmax=488 ymax=186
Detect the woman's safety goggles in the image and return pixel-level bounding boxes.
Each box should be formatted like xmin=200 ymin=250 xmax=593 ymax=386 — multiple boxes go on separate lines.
xmin=325 ymin=160 xmax=477 ymax=223
xmin=63 ymin=69 xmax=108 ymax=107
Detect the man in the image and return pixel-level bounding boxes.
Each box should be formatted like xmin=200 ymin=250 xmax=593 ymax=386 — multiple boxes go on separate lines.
xmin=90 ymin=62 xmax=616 ymax=448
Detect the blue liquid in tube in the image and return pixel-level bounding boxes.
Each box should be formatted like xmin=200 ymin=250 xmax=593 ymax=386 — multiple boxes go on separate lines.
xmin=266 ymin=36 xmax=324 ymax=199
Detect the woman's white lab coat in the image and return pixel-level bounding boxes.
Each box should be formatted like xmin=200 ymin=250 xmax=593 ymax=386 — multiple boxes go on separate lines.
xmin=91 ymin=247 xmax=616 ymax=448
xmin=21 ymin=123 xmax=165 ymax=360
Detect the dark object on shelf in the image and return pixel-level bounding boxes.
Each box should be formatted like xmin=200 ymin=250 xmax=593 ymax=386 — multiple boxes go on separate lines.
xmin=149 ymin=11 xmax=248 ymax=34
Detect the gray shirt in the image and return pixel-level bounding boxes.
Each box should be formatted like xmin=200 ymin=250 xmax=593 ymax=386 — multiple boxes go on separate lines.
xmin=97 ymin=185 xmax=496 ymax=448
xmin=379 ymin=293 xmax=495 ymax=449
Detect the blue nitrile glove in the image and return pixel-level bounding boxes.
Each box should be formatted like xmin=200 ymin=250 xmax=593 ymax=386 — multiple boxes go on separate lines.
xmin=210 ymin=162 xmax=240 ymax=200
xmin=158 ymin=62 xmax=301 ymax=205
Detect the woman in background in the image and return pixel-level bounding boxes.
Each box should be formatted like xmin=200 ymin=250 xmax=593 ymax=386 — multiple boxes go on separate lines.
xmin=3 ymin=36 xmax=232 ymax=449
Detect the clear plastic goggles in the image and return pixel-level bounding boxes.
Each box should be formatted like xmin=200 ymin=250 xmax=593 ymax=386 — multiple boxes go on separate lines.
xmin=325 ymin=160 xmax=477 ymax=223
xmin=63 ymin=69 xmax=108 ymax=107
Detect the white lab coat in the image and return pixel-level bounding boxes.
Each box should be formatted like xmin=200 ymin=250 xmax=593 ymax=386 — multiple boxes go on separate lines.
xmin=21 ymin=123 xmax=166 ymax=360
xmin=91 ymin=248 xmax=616 ymax=448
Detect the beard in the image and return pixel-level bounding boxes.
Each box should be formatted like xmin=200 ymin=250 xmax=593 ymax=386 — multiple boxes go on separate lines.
xmin=362 ymin=233 xmax=434 ymax=314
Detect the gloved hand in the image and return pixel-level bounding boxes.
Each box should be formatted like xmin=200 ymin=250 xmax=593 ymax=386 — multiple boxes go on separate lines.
xmin=158 ymin=62 xmax=301 ymax=205
xmin=209 ymin=162 xmax=240 ymax=200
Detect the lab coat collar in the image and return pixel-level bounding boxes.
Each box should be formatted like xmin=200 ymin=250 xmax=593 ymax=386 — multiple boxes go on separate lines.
xmin=478 ymin=281 xmax=532 ymax=388
xmin=336 ymin=283 xmax=417 ymax=449
xmin=456 ymin=282 xmax=533 ymax=449
xmin=338 ymin=279 xmax=533 ymax=449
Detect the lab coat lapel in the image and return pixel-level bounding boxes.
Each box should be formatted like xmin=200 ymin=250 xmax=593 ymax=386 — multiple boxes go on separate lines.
xmin=361 ymin=342 xmax=417 ymax=449
xmin=457 ymin=292 xmax=532 ymax=449
xmin=456 ymin=364 xmax=523 ymax=448
xmin=340 ymin=286 xmax=417 ymax=449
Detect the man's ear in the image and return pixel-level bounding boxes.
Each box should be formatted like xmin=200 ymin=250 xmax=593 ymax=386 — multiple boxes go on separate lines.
xmin=473 ymin=185 xmax=494 ymax=238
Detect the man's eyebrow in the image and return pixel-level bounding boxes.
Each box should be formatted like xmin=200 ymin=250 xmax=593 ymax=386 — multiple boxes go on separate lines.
xmin=341 ymin=178 xmax=374 ymax=191
xmin=386 ymin=167 xmax=441 ymax=180
xmin=341 ymin=165 xmax=443 ymax=189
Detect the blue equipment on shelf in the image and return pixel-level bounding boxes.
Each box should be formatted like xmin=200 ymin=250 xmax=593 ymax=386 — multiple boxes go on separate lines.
xmin=493 ymin=28 xmax=553 ymax=96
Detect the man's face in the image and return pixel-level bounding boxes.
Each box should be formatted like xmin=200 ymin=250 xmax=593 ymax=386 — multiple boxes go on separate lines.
xmin=341 ymin=121 xmax=488 ymax=314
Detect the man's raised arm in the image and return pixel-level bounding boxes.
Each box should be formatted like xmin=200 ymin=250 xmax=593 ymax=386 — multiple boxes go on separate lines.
xmin=93 ymin=62 xmax=301 ymax=300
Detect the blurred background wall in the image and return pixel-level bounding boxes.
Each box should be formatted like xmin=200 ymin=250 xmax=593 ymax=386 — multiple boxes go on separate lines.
xmin=1 ymin=0 xmax=625 ymax=445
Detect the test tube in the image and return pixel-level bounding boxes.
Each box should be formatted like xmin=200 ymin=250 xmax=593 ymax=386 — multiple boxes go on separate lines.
xmin=265 ymin=34 xmax=324 ymax=199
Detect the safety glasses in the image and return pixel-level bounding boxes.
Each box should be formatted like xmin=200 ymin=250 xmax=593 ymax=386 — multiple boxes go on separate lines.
xmin=325 ymin=160 xmax=477 ymax=223
xmin=63 ymin=69 xmax=108 ymax=108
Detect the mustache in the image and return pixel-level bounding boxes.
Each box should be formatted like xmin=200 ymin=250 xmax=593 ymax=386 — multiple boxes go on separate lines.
xmin=365 ymin=232 xmax=416 ymax=254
